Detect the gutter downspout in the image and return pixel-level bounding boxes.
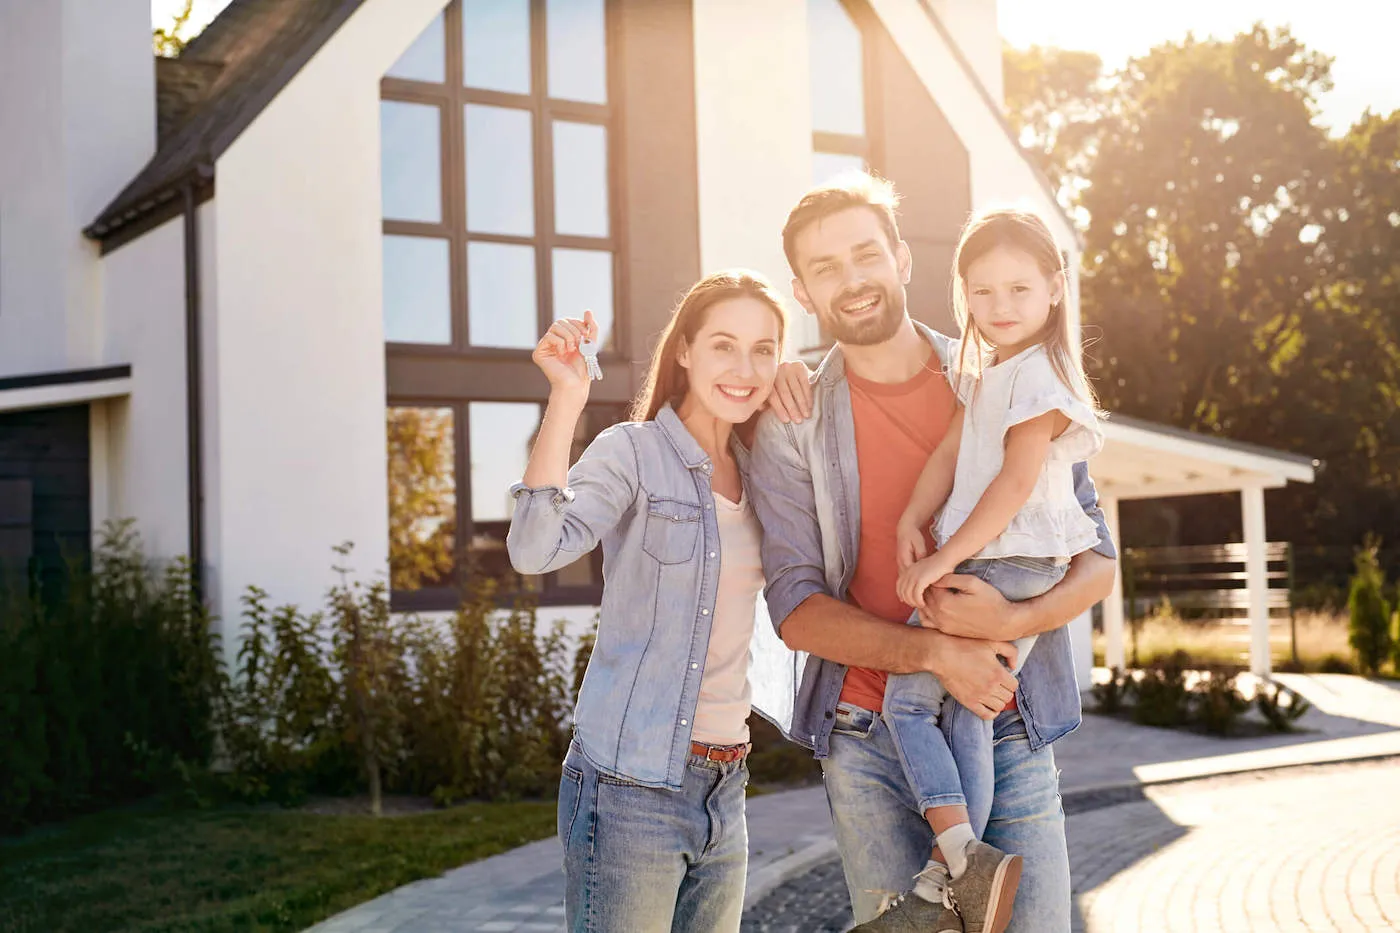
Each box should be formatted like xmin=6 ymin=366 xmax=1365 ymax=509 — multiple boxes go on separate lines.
xmin=182 ymin=167 xmax=213 ymax=601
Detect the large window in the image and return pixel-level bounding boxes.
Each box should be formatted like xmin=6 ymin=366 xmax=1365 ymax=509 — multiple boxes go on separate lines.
xmin=382 ymin=1 xmax=620 ymax=607
xmin=809 ymin=0 xmax=872 ymax=186
xmin=380 ymin=0 xmax=618 ymax=351
xmin=388 ymin=402 xmax=621 ymax=610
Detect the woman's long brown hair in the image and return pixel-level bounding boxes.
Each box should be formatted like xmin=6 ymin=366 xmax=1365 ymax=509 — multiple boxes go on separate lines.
xmin=630 ymin=271 xmax=788 ymax=422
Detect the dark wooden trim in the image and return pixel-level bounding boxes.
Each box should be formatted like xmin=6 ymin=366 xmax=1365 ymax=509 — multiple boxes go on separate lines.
xmin=96 ymin=176 xmax=214 ymax=255
xmin=0 ymin=365 xmax=133 ymax=394
xmin=383 ymin=220 xmax=452 ymax=238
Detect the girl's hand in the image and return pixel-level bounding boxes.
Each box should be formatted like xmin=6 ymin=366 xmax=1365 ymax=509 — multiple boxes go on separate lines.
xmin=533 ymin=310 xmax=598 ymax=399
xmin=897 ymin=552 xmax=956 ymax=610
xmin=895 ymin=518 xmax=928 ymax=572
xmin=768 ymin=360 xmax=815 ymax=424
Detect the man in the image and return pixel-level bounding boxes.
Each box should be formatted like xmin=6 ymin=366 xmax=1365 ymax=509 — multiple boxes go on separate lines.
xmin=747 ymin=173 xmax=1116 ymax=932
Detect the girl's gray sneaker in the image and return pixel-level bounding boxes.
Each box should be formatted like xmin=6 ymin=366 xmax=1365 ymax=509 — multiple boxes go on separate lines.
xmin=849 ymin=863 xmax=963 ymax=932
xmin=945 ymin=841 xmax=1022 ymax=933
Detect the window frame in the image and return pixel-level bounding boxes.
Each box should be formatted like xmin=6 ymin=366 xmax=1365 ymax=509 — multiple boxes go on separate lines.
xmin=380 ymin=0 xmax=626 ymax=361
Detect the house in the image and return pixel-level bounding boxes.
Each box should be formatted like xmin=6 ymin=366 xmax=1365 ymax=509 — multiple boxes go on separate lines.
xmin=0 ymin=0 xmax=1314 ymax=684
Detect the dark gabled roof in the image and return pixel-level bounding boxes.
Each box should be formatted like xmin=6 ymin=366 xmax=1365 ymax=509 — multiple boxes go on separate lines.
xmin=85 ymin=0 xmax=368 ymax=241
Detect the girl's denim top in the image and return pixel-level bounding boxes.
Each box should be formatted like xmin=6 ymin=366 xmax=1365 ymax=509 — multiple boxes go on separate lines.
xmin=506 ymin=403 xmax=752 ymax=790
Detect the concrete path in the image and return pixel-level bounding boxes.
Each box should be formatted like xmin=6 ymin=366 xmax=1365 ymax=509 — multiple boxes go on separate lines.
xmin=304 ymin=673 xmax=1400 ymax=933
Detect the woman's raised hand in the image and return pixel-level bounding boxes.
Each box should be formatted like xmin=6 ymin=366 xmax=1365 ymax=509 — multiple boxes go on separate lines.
xmin=533 ymin=310 xmax=598 ymax=399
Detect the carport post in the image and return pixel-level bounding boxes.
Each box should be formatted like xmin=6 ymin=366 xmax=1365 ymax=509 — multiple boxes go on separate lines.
xmin=1241 ymin=484 xmax=1272 ymax=677
xmin=1102 ymin=495 xmax=1126 ymax=671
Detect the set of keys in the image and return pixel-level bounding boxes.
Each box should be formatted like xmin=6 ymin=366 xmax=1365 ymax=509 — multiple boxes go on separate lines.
xmin=579 ymin=337 xmax=603 ymax=381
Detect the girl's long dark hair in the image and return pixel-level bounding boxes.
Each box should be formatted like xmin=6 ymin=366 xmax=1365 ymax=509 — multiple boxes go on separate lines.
xmin=630 ymin=271 xmax=788 ymax=422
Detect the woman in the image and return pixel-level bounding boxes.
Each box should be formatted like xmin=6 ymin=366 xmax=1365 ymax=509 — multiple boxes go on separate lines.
xmin=506 ymin=270 xmax=787 ymax=932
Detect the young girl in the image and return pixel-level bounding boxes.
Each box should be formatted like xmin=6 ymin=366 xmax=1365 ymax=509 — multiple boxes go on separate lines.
xmin=506 ymin=271 xmax=786 ymax=933
xmin=855 ymin=209 xmax=1103 ymax=933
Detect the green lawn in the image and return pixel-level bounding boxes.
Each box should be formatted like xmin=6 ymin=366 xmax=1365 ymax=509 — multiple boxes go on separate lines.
xmin=0 ymin=797 xmax=555 ymax=933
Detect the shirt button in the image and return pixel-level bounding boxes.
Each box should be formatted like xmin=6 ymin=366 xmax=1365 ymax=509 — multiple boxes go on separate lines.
xmin=705 ymin=504 xmax=713 ymax=510
xmin=691 ymin=662 xmax=699 ymax=669
xmin=708 ymin=551 xmax=716 ymax=559
xmin=701 ymin=608 xmax=710 ymax=616
xmin=680 ymin=719 xmax=688 ymax=726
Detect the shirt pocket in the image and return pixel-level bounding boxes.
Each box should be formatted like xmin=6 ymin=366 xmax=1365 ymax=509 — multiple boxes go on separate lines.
xmin=641 ymin=496 xmax=702 ymax=565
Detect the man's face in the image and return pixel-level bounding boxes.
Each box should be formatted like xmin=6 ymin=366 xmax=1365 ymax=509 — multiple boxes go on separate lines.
xmin=790 ymin=207 xmax=911 ymax=347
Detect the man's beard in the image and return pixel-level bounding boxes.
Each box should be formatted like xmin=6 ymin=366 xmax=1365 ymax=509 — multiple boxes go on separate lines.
xmin=818 ymin=283 xmax=906 ymax=346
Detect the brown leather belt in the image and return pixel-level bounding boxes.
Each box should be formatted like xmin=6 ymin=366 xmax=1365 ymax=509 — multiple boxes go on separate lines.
xmin=690 ymin=741 xmax=750 ymax=763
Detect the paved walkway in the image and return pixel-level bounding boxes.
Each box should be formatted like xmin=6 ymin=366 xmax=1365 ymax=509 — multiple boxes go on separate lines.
xmin=305 ymin=673 xmax=1400 ymax=933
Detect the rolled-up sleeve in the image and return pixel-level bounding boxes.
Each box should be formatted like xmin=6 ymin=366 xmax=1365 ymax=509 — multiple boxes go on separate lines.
xmin=506 ymin=424 xmax=639 ymax=575
xmin=1072 ymin=461 xmax=1117 ymax=560
xmin=747 ymin=412 xmax=831 ymax=634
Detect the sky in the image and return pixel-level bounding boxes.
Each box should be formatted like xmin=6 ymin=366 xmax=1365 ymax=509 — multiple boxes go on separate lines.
xmin=153 ymin=0 xmax=1398 ymax=134
xmin=997 ymin=0 xmax=1400 ymax=133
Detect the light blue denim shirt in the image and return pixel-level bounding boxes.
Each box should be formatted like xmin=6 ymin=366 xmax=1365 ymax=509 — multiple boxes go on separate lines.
xmin=507 ymin=404 xmax=752 ymax=790
xmin=746 ymin=322 xmax=1118 ymax=759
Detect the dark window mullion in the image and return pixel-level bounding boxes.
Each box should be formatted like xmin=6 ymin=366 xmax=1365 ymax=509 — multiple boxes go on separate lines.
xmin=532 ymin=0 xmax=553 ymax=342
xmin=454 ymin=400 xmax=472 ymax=582
xmin=445 ymin=1 xmax=471 ymax=351
xmin=383 ymin=219 xmax=452 ymax=239
xmin=462 ymin=87 xmax=536 ymax=110
xmin=380 ymin=78 xmax=453 ymax=103
xmin=464 ymin=231 xmax=538 ymax=248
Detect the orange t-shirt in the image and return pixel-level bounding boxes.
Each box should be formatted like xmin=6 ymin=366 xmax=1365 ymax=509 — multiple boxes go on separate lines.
xmin=839 ymin=361 xmax=957 ymax=712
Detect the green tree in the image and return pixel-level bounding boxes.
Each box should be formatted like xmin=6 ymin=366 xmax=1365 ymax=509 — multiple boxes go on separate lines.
xmin=1003 ymin=43 xmax=1104 ymax=210
xmin=153 ymin=0 xmax=196 ymax=57
xmin=1348 ymin=541 xmax=1393 ymax=674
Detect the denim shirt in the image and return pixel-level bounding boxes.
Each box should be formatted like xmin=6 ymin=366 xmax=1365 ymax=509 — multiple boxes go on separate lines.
xmin=745 ymin=321 xmax=1118 ymax=759
xmin=506 ymin=404 xmax=754 ymax=791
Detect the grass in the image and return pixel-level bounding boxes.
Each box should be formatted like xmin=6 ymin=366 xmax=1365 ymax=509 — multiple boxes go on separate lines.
xmin=0 ymin=796 xmax=555 ymax=933
xmin=1091 ymin=609 xmax=1371 ymax=672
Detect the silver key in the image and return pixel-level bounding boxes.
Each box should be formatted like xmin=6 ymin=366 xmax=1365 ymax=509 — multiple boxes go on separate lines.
xmin=579 ymin=337 xmax=603 ymax=381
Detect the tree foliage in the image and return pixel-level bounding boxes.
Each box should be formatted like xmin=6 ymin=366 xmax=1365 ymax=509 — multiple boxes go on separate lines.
xmin=1006 ymin=25 xmax=1400 ymax=565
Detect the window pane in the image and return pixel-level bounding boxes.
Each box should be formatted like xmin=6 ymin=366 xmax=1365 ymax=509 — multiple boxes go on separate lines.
xmin=469 ymin=402 xmax=540 ymax=584
xmin=812 ymin=151 xmax=865 ymax=185
xmin=468 ymin=242 xmax=538 ymax=348
xmin=387 ymin=407 xmax=456 ymax=591
xmin=552 ymin=248 xmax=613 ymax=350
xmin=465 ymin=105 xmax=534 ymax=236
xmin=547 ymin=0 xmax=607 ymax=104
xmin=809 ymin=0 xmax=864 ymax=136
xmin=384 ymin=235 xmax=451 ymax=344
xmin=386 ymin=11 xmax=445 ymax=82
xmin=553 ymin=121 xmax=609 ymax=237
xmin=381 ymin=101 xmax=441 ymax=223
xmin=463 ymin=0 xmax=531 ymax=93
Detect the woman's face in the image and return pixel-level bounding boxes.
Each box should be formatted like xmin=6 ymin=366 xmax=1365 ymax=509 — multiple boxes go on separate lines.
xmin=678 ymin=296 xmax=783 ymax=424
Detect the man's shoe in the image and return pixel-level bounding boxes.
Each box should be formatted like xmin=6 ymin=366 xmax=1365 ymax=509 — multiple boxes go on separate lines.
xmin=849 ymin=891 xmax=962 ymax=932
xmin=945 ymin=841 xmax=1022 ymax=933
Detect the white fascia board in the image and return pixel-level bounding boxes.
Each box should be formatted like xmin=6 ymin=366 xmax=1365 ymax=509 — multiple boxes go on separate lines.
xmin=1101 ymin=419 xmax=1316 ymax=485
xmin=0 ymin=377 xmax=133 ymax=414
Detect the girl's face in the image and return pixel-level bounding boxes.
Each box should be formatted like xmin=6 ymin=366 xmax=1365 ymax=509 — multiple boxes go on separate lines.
xmin=963 ymin=244 xmax=1064 ymax=358
xmin=678 ymin=296 xmax=782 ymax=424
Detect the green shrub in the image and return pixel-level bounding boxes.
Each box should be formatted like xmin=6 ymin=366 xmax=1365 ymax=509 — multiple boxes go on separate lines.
xmin=1091 ymin=666 xmax=1133 ymax=714
xmin=1348 ymin=542 xmax=1393 ymax=675
xmin=1319 ymin=653 xmax=1357 ymax=674
xmin=1255 ymin=681 xmax=1311 ymax=732
xmin=1191 ymin=669 xmax=1248 ymax=735
xmin=1132 ymin=651 xmax=1192 ymax=727
xmin=0 ymin=521 xmax=221 ymax=832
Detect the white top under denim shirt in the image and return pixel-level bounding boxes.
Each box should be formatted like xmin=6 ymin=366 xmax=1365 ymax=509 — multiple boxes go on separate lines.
xmin=506 ymin=404 xmax=766 ymax=790
xmin=935 ymin=343 xmax=1105 ymax=560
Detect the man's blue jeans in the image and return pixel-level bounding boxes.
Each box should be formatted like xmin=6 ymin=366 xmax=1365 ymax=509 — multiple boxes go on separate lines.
xmin=557 ymin=738 xmax=748 ymax=932
xmin=821 ymin=705 xmax=1071 ymax=931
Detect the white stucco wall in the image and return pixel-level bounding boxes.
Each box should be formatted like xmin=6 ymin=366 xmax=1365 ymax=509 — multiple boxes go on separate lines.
xmin=926 ymin=0 xmax=1004 ymax=108
xmin=205 ymin=0 xmax=448 ymax=639
xmin=692 ymin=0 xmax=814 ymax=353
xmin=97 ymin=212 xmax=199 ymax=561
xmin=0 ymin=0 xmax=154 ymax=376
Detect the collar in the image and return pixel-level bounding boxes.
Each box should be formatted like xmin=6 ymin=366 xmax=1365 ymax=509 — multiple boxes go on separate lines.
xmin=654 ymin=402 xmax=752 ymax=473
xmin=813 ymin=318 xmax=957 ymax=388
